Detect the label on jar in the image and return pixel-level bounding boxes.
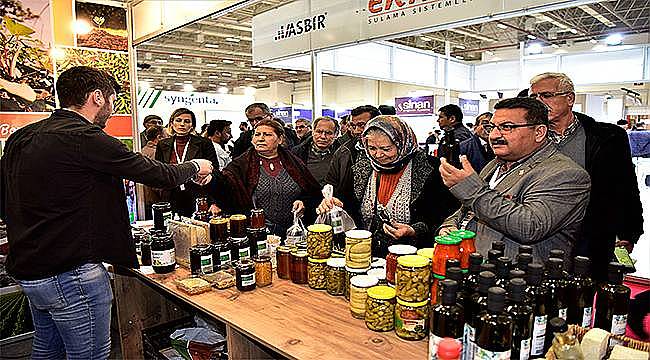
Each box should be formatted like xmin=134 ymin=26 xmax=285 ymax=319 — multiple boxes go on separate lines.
xmin=474 ymin=347 xmax=511 ymax=360
xmin=241 ymin=273 xmax=256 ymax=287
xmin=519 ymin=337 xmax=531 ymax=360
xmin=463 ymin=323 xmax=475 ymax=360
xmin=200 ymin=255 xmax=213 ymax=273
xmin=581 ymin=306 xmax=592 ymax=328
xmin=219 ymin=251 xmax=231 ymax=264
xmin=285 ymin=235 xmax=302 ymax=247
xmin=151 ymin=249 xmax=175 ymax=266
xmin=400 ymin=318 xmax=425 ymax=332
xmin=238 ymin=247 xmax=250 ymax=260
xmin=610 ymin=314 xmax=627 ymax=346
xmin=429 ymin=334 xmax=461 ymax=360
xmin=558 ymin=307 xmax=568 ymax=320
xmin=530 ymin=315 xmax=547 ymax=356
xmin=257 ymin=240 xmax=267 ymax=252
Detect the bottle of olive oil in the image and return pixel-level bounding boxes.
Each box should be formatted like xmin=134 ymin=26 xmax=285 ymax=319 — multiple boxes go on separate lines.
xmin=594 ymin=262 xmax=630 ymax=345
xmin=542 ymin=258 xmax=569 ymax=320
xmin=429 ymin=279 xmax=465 ymax=360
xmin=567 ymin=256 xmax=595 ymax=328
xmin=526 ymin=263 xmax=551 ymax=358
xmin=507 ymin=278 xmax=533 ymax=360
xmin=463 ymin=271 xmax=495 ymax=360
xmin=475 ymin=287 xmax=513 ymax=359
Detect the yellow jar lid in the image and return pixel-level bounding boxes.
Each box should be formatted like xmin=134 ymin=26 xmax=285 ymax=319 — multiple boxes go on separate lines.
xmin=230 ymin=214 xmax=246 ymax=220
xmin=367 ymin=285 xmax=396 ymax=300
xmin=308 ymin=224 xmax=332 ymax=233
xmin=416 ymin=248 xmax=434 ymax=259
xmin=397 ymin=254 xmax=429 ymax=268
xmin=308 ymin=257 xmax=329 ymax=263
xmin=397 ymin=297 xmax=429 ymax=307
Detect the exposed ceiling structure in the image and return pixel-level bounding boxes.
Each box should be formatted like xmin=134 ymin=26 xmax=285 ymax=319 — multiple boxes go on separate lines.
xmin=136 ymin=0 xmax=649 ymax=92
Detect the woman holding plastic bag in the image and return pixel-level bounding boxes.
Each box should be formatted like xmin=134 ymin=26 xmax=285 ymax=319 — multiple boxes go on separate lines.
xmin=317 ymin=115 xmax=458 ymax=257
xmin=211 ymin=118 xmax=320 ymax=236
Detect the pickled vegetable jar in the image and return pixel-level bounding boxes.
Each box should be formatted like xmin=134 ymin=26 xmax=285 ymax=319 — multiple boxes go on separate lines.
xmin=365 ymin=286 xmax=396 ymax=332
xmin=432 ymin=235 xmax=461 ymax=276
xmin=326 ymin=258 xmax=346 ymax=296
xmin=308 ymin=257 xmax=328 ymax=290
xmin=349 ymin=275 xmax=379 ymax=319
xmin=306 ymin=224 xmax=333 ymax=259
xmin=395 ymin=298 xmax=429 ymax=340
xmin=450 ymin=230 xmax=476 ymax=271
xmin=395 ymin=255 xmax=431 ymax=302
xmin=386 ymin=245 xmax=417 ymax=285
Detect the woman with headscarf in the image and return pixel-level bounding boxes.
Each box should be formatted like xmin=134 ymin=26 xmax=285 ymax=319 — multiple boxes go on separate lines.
xmin=318 ymin=115 xmax=458 ymax=257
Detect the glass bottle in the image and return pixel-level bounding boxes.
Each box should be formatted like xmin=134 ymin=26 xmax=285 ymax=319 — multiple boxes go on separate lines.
xmin=430 ymin=279 xmax=464 ymax=359
xmin=516 ymin=253 xmax=533 ymax=272
xmin=276 ymin=245 xmax=292 ymax=280
xmin=432 ymin=235 xmax=461 ymax=276
xmin=594 ymin=262 xmax=630 ymax=343
xmin=509 ymin=269 xmax=526 ymax=280
xmin=193 ymin=197 xmax=210 ymax=222
xmin=229 ymin=214 xmax=248 ymax=238
xmin=526 ymin=262 xmax=551 ymax=358
xmin=474 ymin=287 xmax=513 ymax=359
xmin=491 ymin=241 xmax=505 ymax=253
xmin=235 ymin=259 xmax=256 ymax=291
xmin=450 ymin=229 xmax=476 ymax=272
xmin=487 ymin=249 xmax=503 ymax=265
xmin=543 ymin=258 xmax=569 ymax=320
xmin=209 ymin=216 xmax=229 ymax=244
xmin=150 ymin=231 xmax=175 ymax=274
xmin=152 ymin=202 xmax=172 ymax=233
xmin=250 ymin=208 xmax=265 ymax=229
xmin=495 ymin=256 xmax=512 ymax=289
xmin=443 ymin=267 xmax=464 ymax=308
xmin=438 ymin=126 xmax=461 ymax=168
xmin=290 ymin=250 xmax=308 ymax=284
xmin=464 ymin=270 xmax=496 ymax=360
xmin=567 ymin=256 xmax=595 ymax=328
xmin=507 ymin=278 xmax=533 ymax=360
xmin=518 ymin=245 xmax=533 ymax=255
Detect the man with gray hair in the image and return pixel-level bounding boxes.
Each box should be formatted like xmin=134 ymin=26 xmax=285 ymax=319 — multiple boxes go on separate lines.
xmin=294 ymin=118 xmax=312 ymax=142
xmin=530 ymin=72 xmax=642 ymax=281
xmin=292 ymin=116 xmax=341 ymax=185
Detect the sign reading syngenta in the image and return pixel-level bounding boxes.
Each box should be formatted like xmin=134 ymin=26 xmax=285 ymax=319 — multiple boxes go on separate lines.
xmin=274 ymin=13 xmax=327 ymax=41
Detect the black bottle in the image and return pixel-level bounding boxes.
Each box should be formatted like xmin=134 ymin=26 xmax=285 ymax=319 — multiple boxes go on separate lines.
xmin=480 ymin=262 xmax=496 ymax=274
xmin=446 ymin=258 xmax=461 ymax=272
xmin=518 ymin=245 xmax=533 ymax=255
xmin=525 ymin=262 xmax=551 ymax=358
xmin=492 ymin=241 xmax=506 ymax=252
xmin=463 ymin=253 xmax=483 ymax=307
xmin=567 ymin=256 xmax=595 ymax=328
xmin=544 ymin=317 xmax=568 ymax=354
xmin=443 ymin=267 xmax=464 ymax=308
xmin=516 ymin=253 xmax=533 ymax=271
xmin=475 ymin=287 xmax=513 ymax=358
xmin=464 ymin=271 xmax=496 ymax=360
xmin=430 ymin=280 xmax=465 ymax=357
xmin=495 ymin=256 xmax=512 ymax=289
xmin=507 ymin=278 xmax=534 ymax=360
xmin=594 ymin=262 xmax=631 ymax=340
xmin=150 ymin=231 xmax=176 ymax=274
xmin=439 ymin=126 xmax=461 ymax=167
xmin=510 ymin=269 xmax=526 ymax=280
xmin=542 ymin=258 xmax=569 ymax=320
xmin=487 ymin=249 xmax=503 ymax=265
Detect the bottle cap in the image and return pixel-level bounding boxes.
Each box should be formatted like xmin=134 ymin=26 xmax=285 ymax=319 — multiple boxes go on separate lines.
xmin=548 ymin=258 xmax=564 ymax=279
xmin=437 ymin=338 xmax=462 ymax=359
xmin=440 ymin=279 xmax=459 ymax=305
xmin=307 ymin=224 xmax=332 ymax=233
xmin=550 ymin=249 xmax=565 ymax=260
xmin=451 ymin=230 xmax=476 ymax=239
xmin=496 ymin=256 xmax=512 ymax=278
xmin=548 ymin=317 xmax=568 ymax=334
xmin=491 ymin=241 xmax=505 ymax=252
xmin=478 ymin=271 xmax=496 ymax=294
xmin=509 ymin=278 xmax=527 ymax=302
xmin=573 ymin=256 xmax=590 ymax=277
xmin=480 ymin=263 xmax=496 ymax=273
xmin=487 ymin=249 xmax=503 ymax=263
xmin=487 ymin=286 xmax=506 ymax=312
xmin=517 ymin=253 xmax=533 ymax=269
xmin=435 ymin=235 xmax=462 ymax=245
xmin=526 ymin=262 xmax=544 ymax=286
xmin=446 ymin=267 xmax=464 ymax=283
xmin=446 ymin=259 xmax=461 ymax=271
xmin=367 ymin=285 xmax=396 ymax=300
xmin=518 ymin=245 xmax=533 ymax=255
xmin=469 ymin=253 xmax=483 ymax=273
xmin=509 ymin=269 xmax=526 ymax=280
xmin=397 ymin=255 xmax=429 ymax=268
xmin=607 ymin=262 xmax=624 ymax=284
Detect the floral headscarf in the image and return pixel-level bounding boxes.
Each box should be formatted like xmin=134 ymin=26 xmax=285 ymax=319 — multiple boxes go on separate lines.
xmin=362 ymin=115 xmax=419 ymax=172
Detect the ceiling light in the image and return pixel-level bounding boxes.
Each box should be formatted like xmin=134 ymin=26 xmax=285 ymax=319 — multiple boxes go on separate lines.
xmin=551 ymin=44 xmax=560 ymax=49
xmin=485 ymin=50 xmax=494 ymax=56
xmin=288 ymin=70 xmax=298 ymax=74
xmin=183 ymin=84 xmax=195 ymax=92
xmin=196 ymin=34 xmax=205 ymax=43
xmin=420 ymin=35 xmax=432 ymax=41
xmin=155 ymin=59 xmax=168 ymax=63
xmin=225 ymin=37 xmax=240 ymax=43
xmin=209 ymin=83 xmax=217 ymax=87
xmin=590 ymin=39 xmax=598 ymax=44
xmin=243 ymin=86 xmax=256 ymax=96
xmin=143 ymin=78 xmax=154 ymax=82
xmin=450 ymin=28 xmax=497 ymax=42
xmin=454 ymin=44 xmax=466 ymax=49
xmin=221 ymin=72 xmax=231 ymax=76
xmin=218 ymin=87 xmax=229 ymax=94
xmin=258 ymin=75 xmax=267 ymax=79
xmin=244 ymin=77 xmax=253 ymax=81
xmin=251 ymin=67 xmax=261 ymax=71
xmin=50 ymin=47 xmax=66 ymax=60
xmin=178 ymin=70 xmax=191 ymax=74
xmin=174 ymin=82 xmax=183 ymax=86
xmin=605 ymin=33 xmax=623 ymax=46
xmin=206 ymin=63 xmax=218 ymax=67
xmin=169 ymin=54 xmax=182 ymax=59
xmin=219 ymin=82 xmax=228 ymax=86
xmin=183 ymin=80 xmax=193 ymax=84
xmin=204 ymin=43 xmax=220 ymax=48
xmin=592 ymin=44 xmax=606 ymax=52
xmin=569 ymin=28 xmax=578 ymax=34
xmin=209 ymin=75 xmax=218 ymax=79
xmin=72 ymin=20 xmax=92 ymax=35
xmin=456 ymin=56 xmax=464 ymax=60
xmin=166 ymin=73 xmax=177 ymax=77
xmin=526 ymin=34 xmax=537 ymax=40
xmin=222 ymin=59 xmax=234 ymax=64
xmin=290 ymin=78 xmax=299 ymax=82
xmin=496 ymin=23 xmax=508 ymax=29
xmin=527 ymin=43 xmax=543 ymax=54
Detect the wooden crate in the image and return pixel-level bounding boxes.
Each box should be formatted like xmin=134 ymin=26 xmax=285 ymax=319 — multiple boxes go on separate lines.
xmin=169 ymin=218 xmax=209 ymax=268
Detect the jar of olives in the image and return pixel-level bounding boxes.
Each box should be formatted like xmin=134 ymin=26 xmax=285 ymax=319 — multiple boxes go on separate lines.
xmin=395 ymin=298 xmax=429 ymax=341
xmin=307 ymin=257 xmax=328 ymax=290
xmin=306 ymin=224 xmax=332 ymax=259
xmin=395 ymin=255 xmax=431 ymax=302
xmin=326 ymin=258 xmax=346 ymax=296
xmin=365 ymin=285 xmax=396 ymax=332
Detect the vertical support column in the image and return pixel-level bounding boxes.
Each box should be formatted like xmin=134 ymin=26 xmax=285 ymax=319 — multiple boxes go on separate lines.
xmin=311 ymin=51 xmax=322 ymax=120
xmin=444 ymin=41 xmax=451 ymax=104
xmin=519 ymin=41 xmax=526 ymax=90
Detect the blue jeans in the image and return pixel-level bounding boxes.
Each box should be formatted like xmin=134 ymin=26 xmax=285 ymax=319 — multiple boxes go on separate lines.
xmin=17 ymin=263 xmax=113 ymax=360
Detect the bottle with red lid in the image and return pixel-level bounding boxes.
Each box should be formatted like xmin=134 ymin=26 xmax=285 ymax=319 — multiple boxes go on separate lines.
xmin=449 ymin=230 xmax=476 ymax=272
xmin=436 ymin=338 xmax=462 ymax=360
xmin=432 ymin=235 xmax=461 ymax=276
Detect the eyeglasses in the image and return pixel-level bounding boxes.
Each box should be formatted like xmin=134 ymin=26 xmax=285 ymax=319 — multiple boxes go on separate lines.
xmin=314 ymin=129 xmax=334 ymax=136
xmin=529 ymin=91 xmax=571 ymax=100
xmin=484 ymin=122 xmax=538 ymax=134
xmin=349 ymin=122 xmax=367 ymax=129
xmin=295 ymin=125 xmax=308 ymax=130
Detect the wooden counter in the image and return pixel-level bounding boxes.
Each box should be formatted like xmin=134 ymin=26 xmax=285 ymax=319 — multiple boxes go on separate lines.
xmin=114 ymin=267 xmax=428 ymax=359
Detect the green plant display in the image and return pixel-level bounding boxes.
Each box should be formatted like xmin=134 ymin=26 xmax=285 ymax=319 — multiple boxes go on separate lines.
xmin=0 ymin=291 xmax=33 ymax=338
xmin=56 ymin=47 xmax=131 ymax=114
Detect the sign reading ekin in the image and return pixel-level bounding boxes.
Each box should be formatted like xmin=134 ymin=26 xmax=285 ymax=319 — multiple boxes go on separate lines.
xmin=395 ymin=96 xmax=434 ymax=116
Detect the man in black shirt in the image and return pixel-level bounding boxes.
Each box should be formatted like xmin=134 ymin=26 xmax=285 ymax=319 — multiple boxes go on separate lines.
xmin=0 ymin=66 xmax=213 ymax=359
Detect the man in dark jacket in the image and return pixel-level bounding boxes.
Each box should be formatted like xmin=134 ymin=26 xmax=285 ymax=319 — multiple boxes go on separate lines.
xmin=530 ymin=72 xmax=643 ymax=281
xmin=437 ymin=104 xmax=473 ymax=143
xmin=459 ymin=111 xmax=495 ymax=172
xmin=231 ymin=102 xmax=272 ymax=158
xmin=0 ymin=66 xmax=213 ymax=359
xmin=292 ymin=116 xmax=341 ymax=186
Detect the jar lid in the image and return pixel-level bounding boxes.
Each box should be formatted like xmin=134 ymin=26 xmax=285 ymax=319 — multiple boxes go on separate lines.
xmin=152 ymin=202 xmax=171 ymax=209
xmin=416 ymin=248 xmax=434 ymax=259
xmin=253 ymin=255 xmax=271 ymax=262
xmin=210 ymin=217 xmax=228 ymax=224
xmin=367 ymin=268 xmax=386 ymax=280
xmin=397 ymin=255 xmax=429 ymax=268
xmin=236 ymin=259 xmax=254 ymax=268
xmin=307 ymin=224 xmax=332 ymax=233
xmin=327 ymin=258 xmax=346 ymax=268
xmin=396 ymin=297 xmax=429 ymax=307
xmin=292 ymin=250 xmax=308 ymax=257
xmin=308 ymin=257 xmax=329 ymax=263
xmin=345 ymin=229 xmax=372 ymax=239
xmin=433 ymin=273 xmax=445 ymax=280
xmin=345 ymin=266 xmax=370 ymax=273
xmin=350 ymin=275 xmax=379 ymax=288
xmin=367 ymin=285 xmax=396 ymax=300
xmin=191 ymin=244 xmax=212 ymax=252
xmin=230 ymin=214 xmax=247 ymax=220
xmin=435 ymin=235 xmax=462 ymax=245
xmin=388 ymin=244 xmax=417 ymax=255
xmin=230 ymin=236 xmax=248 ymax=242
xmin=371 ymin=257 xmax=386 ymax=268
xmin=451 ymin=230 xmax=476 ymax=239
xmin=277 ymin=245 xmax=291 ymax=252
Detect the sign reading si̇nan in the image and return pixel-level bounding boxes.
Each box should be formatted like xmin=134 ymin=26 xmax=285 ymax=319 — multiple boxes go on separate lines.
xmin=395 ymin=96 xmax=434 ymax=116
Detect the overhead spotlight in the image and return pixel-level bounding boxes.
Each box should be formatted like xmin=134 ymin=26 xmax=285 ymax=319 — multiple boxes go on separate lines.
xmin=590 ymin=39 xmax=598 ymax=44
xmin=605 ymin=33 xmax=623 ymax=46
xmin=480 ymin=94 xmax=487 ymax=99
xmin=169 ymin=54 xmax=182 ymax=59
xmin=219 ymin=82 xmax=228 ymax=86
xmin=183 ymin=83 xmax=195 ymax=92
xmin=204 ymin=43 xmax=220 ymax=49
xmin=496 ymin=23 xmax=508 ymax=29
xmin=497 ymin=91 xmax=503 ymax=99
xmin=485 ymin=50 xmax=495 ymax=56
xmin=569 ymin=28 xmax=578 ymax=34
xmin=551 ymin=44 xmax=560 ymax=49
xmin=218 ymin=87 xmax=229 ymax=94
xmin=526 ymin=34 xmax=537 ymax=40
xmin=222 ymin=59 xmax=234 ymax=64
xmin=225 ymin=37 xmax=240 ymax=43
xmin=527 ymin=43 xmax=543 ymax=54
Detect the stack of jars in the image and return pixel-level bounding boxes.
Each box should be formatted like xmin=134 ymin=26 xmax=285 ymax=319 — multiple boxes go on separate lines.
xmin=450 ymin=230 xmax=476 ymax=273
xmin=431 ymin=235 xmax=462 ymax=304
xmin=386 ymin=245 xmax=417 ymax=286
xmin=306 ymin=224 xmax=332 ymax=290
xmin=394 ymin=255 xmax=431 ymax=341
xmin=149 ymin=202 xmax=176 ymax=274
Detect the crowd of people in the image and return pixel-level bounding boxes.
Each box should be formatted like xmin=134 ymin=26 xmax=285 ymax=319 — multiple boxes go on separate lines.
xmin=0 ymin=66 xmax=645 ymax=358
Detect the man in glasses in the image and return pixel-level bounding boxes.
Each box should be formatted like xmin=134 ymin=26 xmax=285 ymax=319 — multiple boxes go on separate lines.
xmin=438 ymin=97 xmax=590 ymax=263
xmin=530 ymin=72 xmax=642 ymax=281
xmin=459 ymin=112 xmax=495 ymax=173
xmin=139 ymin=114 xmax=163 ymax=147
xmin=232 ymin=102 xmax=272 ymax=158
xmin=295 ymin=118 xmax=312 ymax=142
xmin=292 ymin=116 xmax=341 ymax=186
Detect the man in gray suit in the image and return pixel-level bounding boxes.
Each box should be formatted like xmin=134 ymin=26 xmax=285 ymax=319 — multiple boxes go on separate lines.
xmin=438 ymin=97 xmax=591 ymax=263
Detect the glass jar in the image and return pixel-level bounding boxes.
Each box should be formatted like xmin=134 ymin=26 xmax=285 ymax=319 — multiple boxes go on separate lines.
xmin=290 ymin=250 xmax=308 ymax=284
xmin=345 ymin=266 xmax=370 ymax=300
xmin=266 ymin=235 xmax=281 ymax=269
xmin=152 ymin=202 xmax=172 ymax=232
xmin=345 ymin=230 xmax=372 ymax=269
xmin=308 ymin=257 xmax=329 ymax=290
xmin=151 ymin=231 xmax=176 ymax=274
xmin=247 ymin=228 xmax=268 ymax=257
xmin=349 ymin=275 xmax=379 ymax=319
xmin=417 ymin=248 xmax=434 ymax=261
xmin=253 ymin=255 xmax=272 ymax=287
xmin=432 ymin=235 xmax=461 ymax=276
xmin=306 ymin=224 xmax=333 ymax=259
xmin=386 ymin=245 xmax=417 ymax=285
xmin=395 ymin=255 xmax=431 ymax=302
xmin=209 ymin=217 xmax=229 ymax=243
xmin=367 ymin=268 xmax=387 ymax=286
xmin=395 ymin=298 xmax=429 ymax=341
xmin=212 ymin=240 xmax=232 ymax=267
xmin=229 ymin=214 xmax=248 ymax=238
xmin=276 ymin=246 xmax=292 ymax=280
xmin=365 ymin=285 xmax=396 ymax=332
xmin=190 ymin=244 xmax=214 ymax=276
xmin=371 ymin=257 xmax=387 ymax=269
xmin=235 ymin=259 xmax=256 ymax=291
xmin=230 ymin=237 xmax=251 ymax=261
xmin=326 ymin=258 xmax=346 ymax=296
xmin=250 ymin=208 xmax=265 ymax=229
xmin=451 ymin=230 xmax=476 ymax=272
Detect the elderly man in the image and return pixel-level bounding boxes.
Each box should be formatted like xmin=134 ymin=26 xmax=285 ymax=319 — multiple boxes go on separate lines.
xmin=232 ymin=103 xmax=272 ymax=158
xmin=530 ymin=72 xmax=642 ymax=280
xmin=292 ymin=116 xmax=341 ymax=185
xmin=438 ymin=97 xmax=590 ymax=263
xmin=459 ymin=112 xmax=495 ymax=173
xmin=294 ymin=118 xmax=312 ymax=142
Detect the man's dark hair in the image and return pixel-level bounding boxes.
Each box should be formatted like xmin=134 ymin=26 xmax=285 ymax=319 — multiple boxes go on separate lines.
xmin=56 ymin=66 xmax=120 ymax=108
xmin=340 ymin=114 xmax=350 ymax=124
xmin=145 ymin=125 xmax=163 ymax=142
xmin=143 ymin=114 xmax=162 ymax=125
xmin=475 ymin=112 xmax=493 ymax=126
xmin=169 ymin=108 xmax=197 ymax=128
xmin=206 ymin=120 xmax=232 ymax=137
xmin=616 ymin=119 xmax=627 ymax=126
xmin=351 ymin=105 xmax=380 ymax=119
xmin=517 ymin=88 xmax=529 ymax=98
xmin=438 ymin=104 xmax=463 ymax=123
xmin=378 ymin=105 xmax=396 ymax=115
xmin=493 ymin=97 xmax=549 ymax=126
xmin=245 ymin=102 xmax=271 ymax=115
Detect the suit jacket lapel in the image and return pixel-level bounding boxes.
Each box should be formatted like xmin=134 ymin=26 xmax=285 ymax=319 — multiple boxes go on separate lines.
xmin=492 ymin=143 xmax=556 ymax=193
